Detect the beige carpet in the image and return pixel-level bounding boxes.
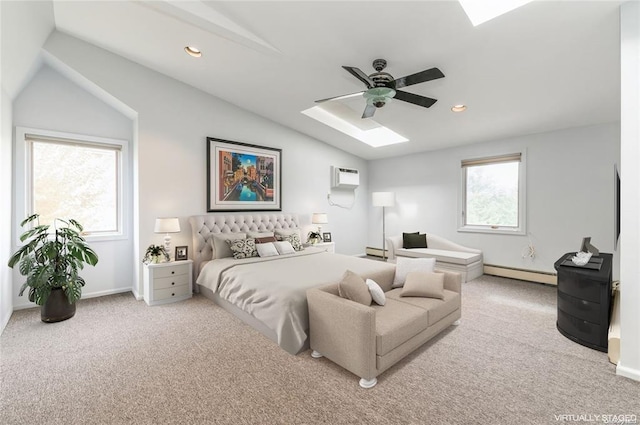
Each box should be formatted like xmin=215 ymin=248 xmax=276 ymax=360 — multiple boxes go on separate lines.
xmin=1 ymin=275 xmax=638 ymax=425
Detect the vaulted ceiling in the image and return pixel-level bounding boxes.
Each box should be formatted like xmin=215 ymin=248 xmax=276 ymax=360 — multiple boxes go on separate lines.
xmin=15 ymin=1 xmax=627 ymax=159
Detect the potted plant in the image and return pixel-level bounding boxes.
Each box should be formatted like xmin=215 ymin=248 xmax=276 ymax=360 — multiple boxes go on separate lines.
xmin=307 ymin=231 xmax=323 ymax=244
xmin=142 ymin=245 xmax=169 ymax=264
xmin=8 ymin=214 xmax=99 ymax=323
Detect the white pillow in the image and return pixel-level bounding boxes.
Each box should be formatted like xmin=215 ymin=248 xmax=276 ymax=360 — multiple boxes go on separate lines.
xmin=256 ymin=242 xmax=279 ymax=258
xmin=365 ymin=278 xmax=386 ymax=306
xmin=392 ymin=257 xmax=436 ymax=288
xmin=274 ymin=229 xmax=301 ymax=239
xmin=273 ymin=241 xmax=296 ymax=255
xmin=247 ymin=231 xmax=275 ymax=239
xmin=211 ymin=233 xmax=247 ymax=259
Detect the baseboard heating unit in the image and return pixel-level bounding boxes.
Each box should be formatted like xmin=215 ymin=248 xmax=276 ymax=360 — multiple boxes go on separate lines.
xmin=484 ymin=264 xmax=557 ymax=285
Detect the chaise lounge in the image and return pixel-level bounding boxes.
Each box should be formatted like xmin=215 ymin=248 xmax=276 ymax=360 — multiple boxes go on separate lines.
xmin=386 ymin=233 xmax=483 ymax=282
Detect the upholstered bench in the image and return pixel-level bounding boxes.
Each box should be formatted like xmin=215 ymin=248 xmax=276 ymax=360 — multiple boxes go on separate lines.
xmin=386 ymin=234 xmax=483 ymax=282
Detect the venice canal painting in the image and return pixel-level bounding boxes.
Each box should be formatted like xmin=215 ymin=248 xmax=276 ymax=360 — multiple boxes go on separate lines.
xmin=207 ymin=138 xmax=281 ymax=212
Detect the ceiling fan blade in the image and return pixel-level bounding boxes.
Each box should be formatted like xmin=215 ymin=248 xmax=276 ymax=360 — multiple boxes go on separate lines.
xmin=394 ymin=90 xmax=438 ymax=108
xmin=394 ymin=67 xmax=445 ymax=89
xmin=315 ymin=91 xmax=364 ymax=103
xmin=362 ymin=104 xmax=376 ymax=119
xmin=343 ymin=66 xmax=375 ymax=88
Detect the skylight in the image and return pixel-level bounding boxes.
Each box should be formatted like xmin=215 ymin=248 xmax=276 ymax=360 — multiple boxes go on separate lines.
xmin=458 ymin=0 xmax=534 ymax=26
xmin=301 ymin=104 xmax=408 ymax=148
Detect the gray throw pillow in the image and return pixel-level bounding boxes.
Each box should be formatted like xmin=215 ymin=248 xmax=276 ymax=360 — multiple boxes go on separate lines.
xmin=401 ymin=271 xmax=445 ymax=299
xmin=338 ymin=270 xmax=372 ymax=306
xmin=405 ymin=233 xmax=428 ymax=249
xmin=402 ymin=232 xmax=420 ymax=248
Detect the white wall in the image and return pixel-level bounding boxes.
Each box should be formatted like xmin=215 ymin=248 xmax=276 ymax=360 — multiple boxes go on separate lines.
xmin=42 ymin=32 xmax=370 ymax=297
xmin=368 ymin=123 xmax=620 ymax=276
xmin=618 ymin=0 xmax=640 ymax=382
xmin=11 ymin=64 xmax=134 ymax=309
xmin=1 ymin=88 xmax=13 ymax=329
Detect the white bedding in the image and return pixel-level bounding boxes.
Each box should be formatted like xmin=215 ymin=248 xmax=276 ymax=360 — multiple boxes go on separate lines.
xmin=196 ymin=249 xmax=395 ymax=354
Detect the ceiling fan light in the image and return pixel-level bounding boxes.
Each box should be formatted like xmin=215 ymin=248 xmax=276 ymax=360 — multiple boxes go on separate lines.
xmin=451 ymin=104 xmax=467 ymax=112
xmin=184 ymin=46 xmax=202 ymax=58
xmin=364 ymin=87 xmax=396 ymax=100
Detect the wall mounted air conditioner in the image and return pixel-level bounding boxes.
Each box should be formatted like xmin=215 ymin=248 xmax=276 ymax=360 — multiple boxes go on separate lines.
xmin=333 ymin=167 xmax=359 ymax=189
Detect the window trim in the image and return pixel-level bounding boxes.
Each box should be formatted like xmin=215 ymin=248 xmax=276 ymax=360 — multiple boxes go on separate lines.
xmin=458 ymin=151 xmax=527 ymax=235
xmin=16 ymin=127 xmax=129 ymax=243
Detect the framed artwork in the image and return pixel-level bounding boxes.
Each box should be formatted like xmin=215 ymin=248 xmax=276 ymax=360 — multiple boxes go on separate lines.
xmin=175 ymin=246 xmax=188 ymax=261
xmin=207 ymin=137 xmax=282 ymax=212
xmin=322 ymin=232 xmax=332 ymax=242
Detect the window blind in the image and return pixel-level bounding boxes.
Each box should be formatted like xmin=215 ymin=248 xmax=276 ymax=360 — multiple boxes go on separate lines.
xmin=461 ymin=153 xmax=521 ymax=168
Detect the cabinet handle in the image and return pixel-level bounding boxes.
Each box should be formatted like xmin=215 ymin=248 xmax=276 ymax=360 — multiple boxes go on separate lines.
xmin=171 ymin=282 xmax=175 ymax=286
xmin=171 ymin=271 xmax=175 ymax=275
xmin=171 ymin=293 xmax=175 ymax=297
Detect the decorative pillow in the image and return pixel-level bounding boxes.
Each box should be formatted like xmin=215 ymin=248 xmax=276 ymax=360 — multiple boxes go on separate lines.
xmin=226 ymin=238 xmax=257 ymax=259
xmin=247 ymin=231 xmax=275 ymax=239
xmin=256 ymin=242 xmax=279 ymax=258
xmin=401 ymin=271 xmax=445 ymax=299
xmin=392 ymin=257 xmax=436 ymax=288
xmin=255 ymin=236 xmax=278 ymax=244
xmin=402 ymin=232 xmax=419 ymax=249
xmin=338 ymin=270 xmax=372 ymax=306
xmin=211 ymin=233 xmax=247 ymax=259
xmin=274 ymin=229 xmax=301 ymax=240
xmin=273 ymin=241 xmax=296 ymax=255
xmin=279 ymin=233 xmax=303 ymax=251
xmin=365 ymin=278 xmax=386 ymax=306
xmin=404 ymin=233 xmax=428 ymax=249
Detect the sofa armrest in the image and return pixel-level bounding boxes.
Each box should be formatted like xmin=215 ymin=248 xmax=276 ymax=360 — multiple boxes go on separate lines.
xmin=307 ymin=286 xmax=377 ymax=380
xmin=385 ymin=235 xmax=402 ymax=260
xmin=427 ymin=234 xmax=482 ymax=255
xmin=436 ymin=269 xmax=462 ymax=293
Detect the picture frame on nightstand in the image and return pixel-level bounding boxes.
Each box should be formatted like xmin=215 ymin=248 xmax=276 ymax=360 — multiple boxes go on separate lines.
xmin=322 ymin=232 xmax=332 ymax=242
xmin=175 ymin=246 xmax=188 ymax=261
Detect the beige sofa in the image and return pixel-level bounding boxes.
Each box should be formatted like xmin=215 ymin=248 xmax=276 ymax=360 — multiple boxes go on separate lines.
xmin=307 ymin=269 xmax=461 ymax=388
xmin=387 ymin=234 xmax=483 ymax=282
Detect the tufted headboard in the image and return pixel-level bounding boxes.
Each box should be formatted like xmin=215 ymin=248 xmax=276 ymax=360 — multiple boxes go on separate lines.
xmin=189 ymin=213 xmax=300 ymax=281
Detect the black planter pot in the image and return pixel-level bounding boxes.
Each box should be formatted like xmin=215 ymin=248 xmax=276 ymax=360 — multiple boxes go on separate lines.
xmin=41 ymin=288 xmax=76 ymax=323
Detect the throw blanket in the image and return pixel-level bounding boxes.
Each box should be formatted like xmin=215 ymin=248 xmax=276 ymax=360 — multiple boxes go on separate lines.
xmin=197 ymin=250 xmax=395 ymax=354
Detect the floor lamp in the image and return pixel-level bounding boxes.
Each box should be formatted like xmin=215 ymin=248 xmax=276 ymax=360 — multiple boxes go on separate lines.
xmin=372 ymin=192 xmax=395 ymax=261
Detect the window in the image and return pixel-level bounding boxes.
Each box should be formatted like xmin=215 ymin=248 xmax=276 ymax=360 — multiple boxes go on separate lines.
xmin=21 ymin=129 xmax=126 ymax=239
xmin=459 ymin=152 xmax=526 ymax=234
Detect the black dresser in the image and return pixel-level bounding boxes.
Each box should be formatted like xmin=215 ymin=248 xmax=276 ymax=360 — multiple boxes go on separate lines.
xmin=554 ymin=253 xmax=612 ymax=352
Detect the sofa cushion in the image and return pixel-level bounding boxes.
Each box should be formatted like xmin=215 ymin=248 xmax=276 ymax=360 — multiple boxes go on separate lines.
xmin=372 ymin=299 xmax=429 ymax=356
xmin=392 ymin=257 xmax=436 ymax=288
xmin=401 ymin=271 xmax=445 ymax=299
xmin=387 ymin=289 xmax=461 ymax=326
xmin=396 ymin=248 xmax=482 ymax=265
xmin=338 ymin=270 xmax=372 ymax=306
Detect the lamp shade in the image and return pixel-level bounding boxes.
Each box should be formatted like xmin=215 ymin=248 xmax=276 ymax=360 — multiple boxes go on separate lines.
xmin=154 ymin=217 xmax=180 ymax=233
xmin=311 ymin=213 xmax=328 ymax=224
xmin=372 ymin=192 xmax=395 ymax=207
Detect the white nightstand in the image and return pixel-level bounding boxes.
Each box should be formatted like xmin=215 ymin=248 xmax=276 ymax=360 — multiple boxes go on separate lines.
xmin=304 ymin=241 xmax=335 ymax=253
xmin=143 ymin=260 xmax=193 ymax=306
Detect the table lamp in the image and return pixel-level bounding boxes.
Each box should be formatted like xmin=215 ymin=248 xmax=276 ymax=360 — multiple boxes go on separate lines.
xmin=154 ymin=217 xmax=180 ymax=260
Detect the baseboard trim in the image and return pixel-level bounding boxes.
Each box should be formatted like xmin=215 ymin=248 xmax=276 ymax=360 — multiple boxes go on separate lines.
xmin=1 ymin=309 xmax=12 ymax=335
xmin=484 ymin=264 xmax=557 ymax=285
xmin=13 ymin=287 xmax=133 ymax=311
xmin=616 ymin=363 xmax=640 ymax=382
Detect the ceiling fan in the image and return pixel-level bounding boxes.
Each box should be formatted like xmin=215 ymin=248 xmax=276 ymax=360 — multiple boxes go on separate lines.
xmin=316 ymin=59 xmax=445 ymax=119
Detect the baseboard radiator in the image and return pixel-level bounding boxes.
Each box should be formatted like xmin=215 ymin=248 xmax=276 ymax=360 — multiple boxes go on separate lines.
xmin=365 ymin=247 xmax=386 ymax=258
xmin=484 ymin=264 xmax=557 ymax=285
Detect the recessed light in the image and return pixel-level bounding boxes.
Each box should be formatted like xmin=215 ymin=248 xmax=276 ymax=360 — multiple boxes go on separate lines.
xmin=184 ymin=46 xmax=202 ymax=58
xmin=451 ymin=104 xmax=467 ymax=112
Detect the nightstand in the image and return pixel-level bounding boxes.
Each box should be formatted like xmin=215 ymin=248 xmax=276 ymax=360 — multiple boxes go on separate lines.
xmin=143 ymin=260 xmax=193 ymax=306
xmin=304 ymin=241 xmax=335 ymax=253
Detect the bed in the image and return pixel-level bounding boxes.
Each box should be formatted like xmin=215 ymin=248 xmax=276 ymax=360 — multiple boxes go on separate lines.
xmin=189 ymin=214 xmax=395 ymax=354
